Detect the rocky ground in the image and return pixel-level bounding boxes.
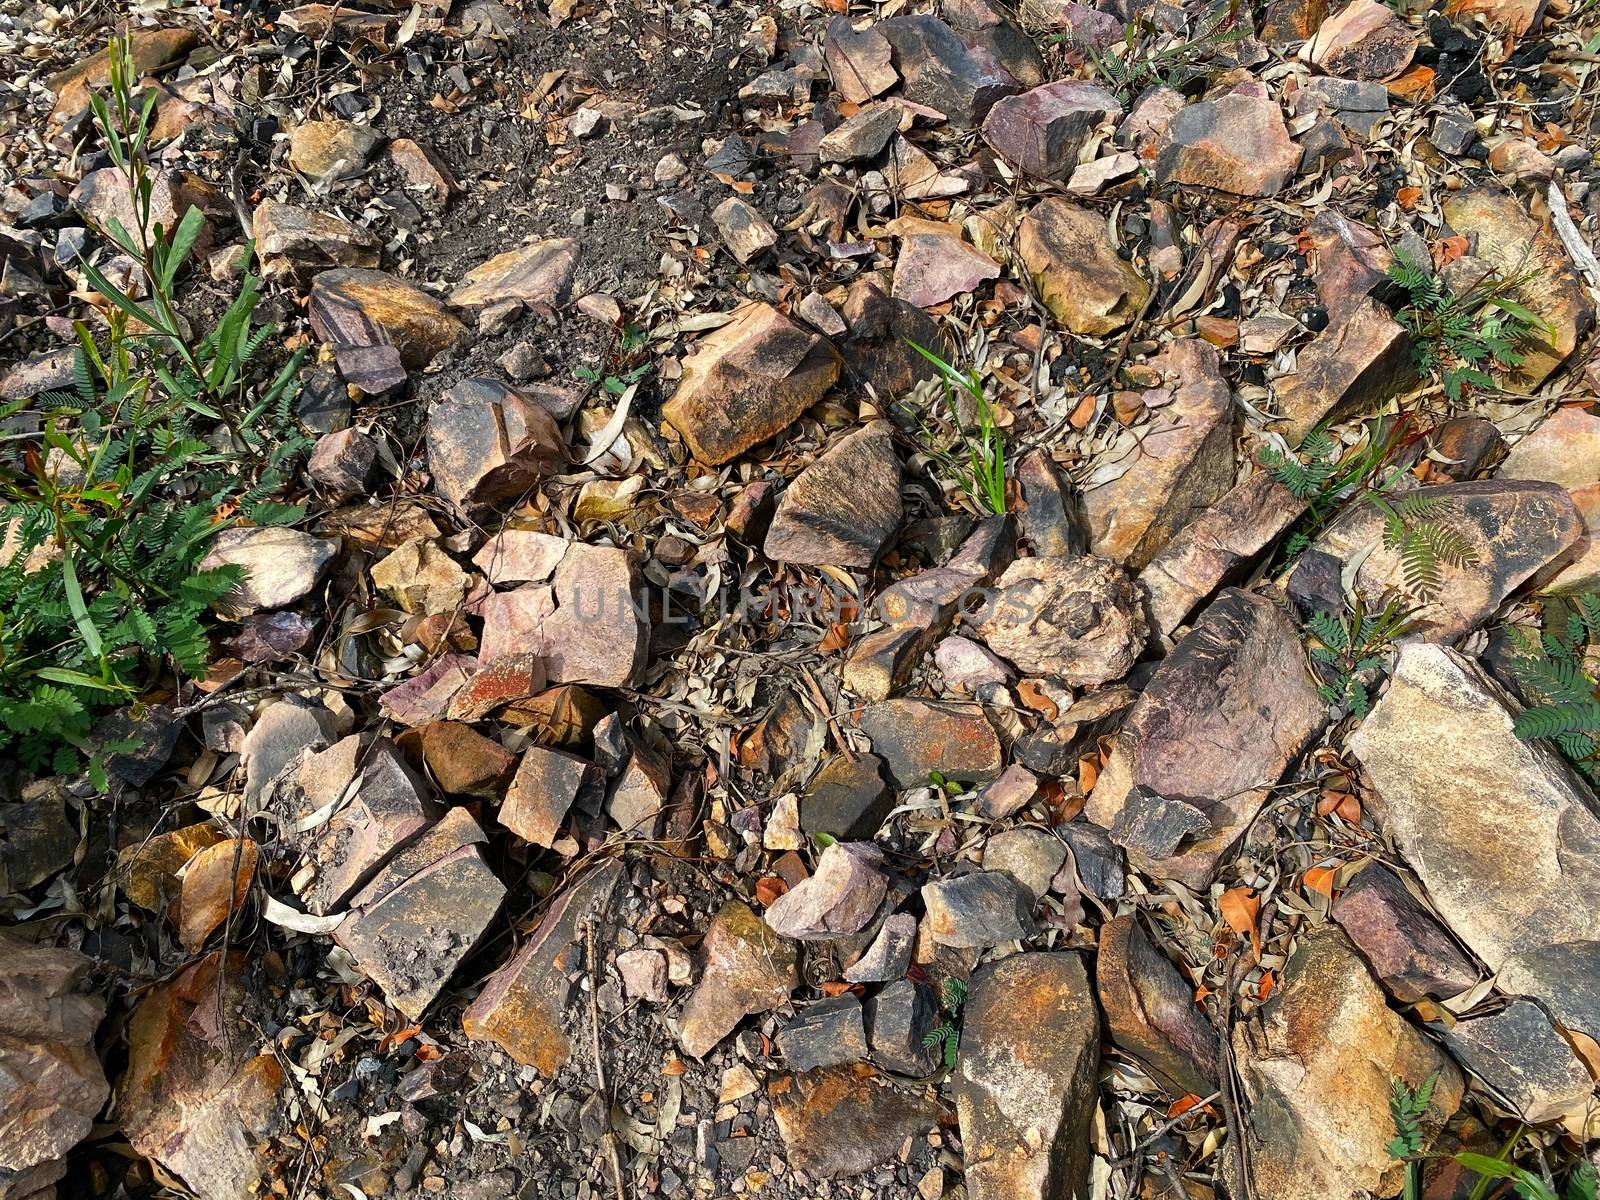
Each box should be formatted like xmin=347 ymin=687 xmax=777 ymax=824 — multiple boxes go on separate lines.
xmin=4 ymin=0 xmax=1600 ymax=1196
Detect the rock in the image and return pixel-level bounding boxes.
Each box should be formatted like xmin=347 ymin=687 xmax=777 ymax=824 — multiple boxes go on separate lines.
xmin=241 ymin=699 xmax=334 ymax=807
xmin=1152 ymin=92 xmax=1302 ymax=196
xmin=982 ymin=827 xmax=1065 ymax=903
xmin=201 ymin=526 xmax=338 ymax=618
xmin=306 ymin=428 xmax=380 ymax=499
xmin=617 ymin=948 xmax=669 ymax=1003
xmin=1015 ymin=449 xmax=1084 ymax=558
xmin=956 ymin=953 xmax=1099 ymax=1200
xmin=387 ymin=138 xmax=456 ymax=208
xmin=935 ymin=635 xmax=1012 ymax=692
xmin=980 ymin=81 xmax=1120 ymax=179
xmin=824 ymin=17 xmax=897 ymax=103
xmin=462 ymin=862 xmax=622 ymax=1073
xmin=922 ymin=871 xmax=1036 ymax=947
xmin=948 ymin=0 xmax=1045 ymax=86
xmin=865 ymin=980 xmax=942 ymax=1076
xmin=801 ymin=753 xmax=895 ymax=839
xmin=1272 ymin=298 xmax=1415 ymax=444
xmin=773 ymin=1066 xmax=944 ymax=1179
xmin=448 ymin=238 xmax=578 ymax=310
xmin=119 ymin=952 xmax=284 ymax=1200
xmin=764 ymin=421 xmax=902 ymax=568
xmin=606 ymin=737 xmax=672 ymax=837
xmin=1082 ymin=340 xmax=1234 ymax=568
xmin=711 ymin=197 xmax=778 ymax=263
xmin=476 ymin=542 xmax=648 ymax=688
xmin=72 ymin=168 xmax=220 ymax=252
xmin=334 ymin=836 xmax=506 ymax=1020
xmin=1443 ymin=189 xmax=1591 ymax=392
xmin=1087 ymin=590 xmax=1326 ymax=887
xmin=472 ymin=528 xmax=569 ymax=585
xmin=780 ymin=996 xmax=869 ymax=1071
xmin=1 ymin=785 xmax=76 ymax=892
xmin=1441 ymin=1001 xmax=1592 ymax=1123
xmin=1117 ymin=85 xmax=1186 ymax=150
xmin=1305 ymin=0 xmax=1418 ymax=80
xmin=765 ymin=842 xmax=888 ymax=940
xmin=818 ymin=103 xmax=901 ymax=164
xmin=836 ymin=278 xmax=947 ymax=399
xmin=1429 ymin=416 xmax=1507 ymax=482
xmin=1067 ymin=149 xmax=1140 ymax=195
xmin=370 ymin=538 xmax=469 ymax=615
xmin=251 ymin=199 xmax=379 ymax=278
xmin=1499 ymin=407 xmax=1600 ymax=592
xmin=845 ymin=912 xmax=918 ymax=982
xmin=890 ymin=216 xmax=1002 ymax=309
xmin=0 ymin=933 xmax=110 ymax=1196
xmin=976 ymin=763 xmax=1040 ymax=820
xmin=1231 ymin=925 xmax=1463 ymax=1200
xmin=1140 ymin=473 xmax=1306 ymax=635
xmin=426 ymin=378 xmax=565 ymax=512
xmin=678 ymin=899 xmax=799 ymax=1058
xmin=309 ymin=268 xmax=466 ymax=368
xmin=501 ymin=745 xmax=591 ymax=847
xmin=380 ymin=654 xmax=475 ymax=726
xmin=1016 ymin=197 xmax=1149 ymax=335
xmin=1330 ymin=863 xmax=1479 ymax=1003
xmin=857 ymin=699 xmax=1003 ymax=786
xmin=417 ymin=721 xmax=516 ymax=797
xmin=289 ymin=120 xmax=383 ymax=182
xmin=47 ymin=28 xmax=196 ymax=122
xmin=1306 ymin=211 xmax=1395 ymax=321
xmin=1309 ymin=480 xmax=1581 ymax=640
xmin=662 ymin=302 xmax=842 ymax=465
xmin=1348 ymin=645 xmax=1600 ymax=1025
xmin=1444 ymin=0 xmax=1546 ymax=33
xmin=889 ymin=135 xmax=983 ymax=199
xmin=1055 ymin=821 xmax=1126 ymax=899
xmin=976 ymin=554 xmax=1148 ymax=685
xmin=763 ymin=793 xmax=804 ymax=851
xmin=879 ymin=14 xmax=1020 ymax=128
xmin=1096 ymin=916 xmax=1218 ymax=1097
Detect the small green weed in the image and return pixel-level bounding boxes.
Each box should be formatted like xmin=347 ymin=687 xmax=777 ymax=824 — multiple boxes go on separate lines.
xmin=1508 ymin=593 xmax=1600 ymax=785
xmin=1456 ymin=1150 xmax=1597 ymax=1200
xmin=1307 ymin=596 xmax=1417 ymax=719
xmin=920 ymin=976 xmax=969 ymax=1071
xmin=1051 ymin=3 xmax=1251 ymax=102
xmin=905 ymin=341 xmax=1007 ymax=517
xmin=1386 ymin=1072 xmax=1438 ymax=1200
xmin=1369 ymin=490 xmax=1479 ymax=602
xmin=1388 ymin=251 xmax=1546 ymax=402
xmin=576 ymin=324 xmax=650 ymax=396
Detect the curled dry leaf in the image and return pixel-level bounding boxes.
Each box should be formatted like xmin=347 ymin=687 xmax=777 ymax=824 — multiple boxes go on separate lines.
xmin=179 ymin=837 xmax=259 ymax=952
xmin=1218 ymin=886 xmax=1261 ymax=963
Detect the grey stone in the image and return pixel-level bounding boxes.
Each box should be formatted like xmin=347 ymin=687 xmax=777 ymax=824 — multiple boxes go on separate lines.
xmin=982 ymin=827 xmax=1066 ymax=904
xmin=865 ymin=979 xmax=941 ymax=1076
xmin=844 ymin=912 xmax=917 ymax=983
xmin=922 ymin=871 xmax=1036 ymax=947
xmin=1441 ymin=1000 xmax=1593 ymax=1124
xmin=779 ymin=995 xmax=869 ymax=1071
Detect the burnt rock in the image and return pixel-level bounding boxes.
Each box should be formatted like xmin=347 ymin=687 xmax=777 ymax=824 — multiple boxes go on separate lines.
xmin=764 ymin=421 xmax=902 ymax=568
xmin=779 ymin=995 xmax=869 ymax=1071
xmin=976 ymin=554 xmax=1147 ymax=685
xmin=922 ymin=870 xmax=1036 ymax=948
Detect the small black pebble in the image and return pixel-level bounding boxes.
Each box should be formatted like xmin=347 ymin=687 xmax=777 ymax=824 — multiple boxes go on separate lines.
xmin=1302 ymin=306 xmax=1330 ymax=333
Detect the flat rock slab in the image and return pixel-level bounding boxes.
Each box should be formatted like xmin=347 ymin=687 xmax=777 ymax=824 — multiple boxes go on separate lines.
xmin=1271 ymin=297 xmax=1414 ymax=445
xmin=801 ymin=753 xmax=894 ymax=840
xmin=1305 ymin=0 xmax=1419 ymax=80
xmin=764 ymin=421 xmax=903 ymax=568
xmin=1017 ymin=197 xmax=1149 ymax=335
xmin=1096 ymin=915 xmax=1219 ymax=1098
xmin=857 ymin=699 xmax=1003 ymax=787
xmin=309 ymin=268 xmax=466 ymax=368
xmin=500 ymin=745 xmax=592 ymax=847
xmin=880 ymin=14 xmax=1020 ymax=127
xmin=890 ymin=216 xmax=1002 ymax=309
xmin=1088 ymin=589 xmax=1325 ymax=887
xmin=1348 ymin=645 xmax=1600 ymax=1023
xmin=201 ymin=526 xmax=339 ymax=619
xmin=1232 ymin=925 xmax=1462 ymax=1200
xmin=779 ymin=995 xmax=869 ymax=1071
xmin=662 ymin=301 xmax=841 ymax=464
xmin=824 ymin=17 xmax=897 ymax=102
xmin=956 ymin=952 xmax=1099 ymax=1200
xmin=448 ymin=238 xmax=578 ymax=309
xmin=1441 ymin=1000 xmax=1593 ymax=1124
xmin=1330 ymin=862 xmax=1479 ymax=1003
xmin=976 ymin=553 xmax=1147 ymax=685
xmin=288 ymin=119 xmax=382 ymax=181
xmin=773 ymin=1066 xmax=944 ymax=1180
xmin=1309 ymin=479 xmax=1581 ymax=640
xmin=678 ymin=899 xmax=799 ymax=1058
xmin=1152 ymin=91 xmax=1302 ymax=196
xmin=922 ymin=870 xmax=1036 ymax=947
xmin=462 ymin=861 xmax=622 ymax=1075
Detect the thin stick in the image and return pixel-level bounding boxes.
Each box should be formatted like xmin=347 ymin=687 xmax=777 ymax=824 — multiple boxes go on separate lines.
xmin=1107 ymin=1090 xmax=1223 ymax=1167
xmin=586 ymin=921 xmax=628 ymax=1200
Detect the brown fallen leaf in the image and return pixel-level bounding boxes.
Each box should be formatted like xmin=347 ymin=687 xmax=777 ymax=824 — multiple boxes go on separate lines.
xmin=1219 ymin=886 xmax=1261 ymax=962
xmin=1303 ymin=865 xmax=1337 ymax=899
xmin=119 ymin=822 xmax=227 ymax=913
xmin=179 ymin=837 xmax=258 ymax=952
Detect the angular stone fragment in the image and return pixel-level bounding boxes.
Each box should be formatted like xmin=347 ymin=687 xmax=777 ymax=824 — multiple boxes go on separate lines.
xmin=1272 ymin=298 xmax=1415 ymax=444
xmin=1308 ymin=479 xmax=1581 ymax=640
xmin=678 ymin=899 xmax=799 ymax=1058
xmin=824 ymin=17 xmax=897 ymax=103
xmin=1140 ymin=472 xmax=1306 ymax=635
xmin=773 ymin=1066 xmax=944 ymax=1180
xmin=448 ymin=238 xmax=578 ymax=310
xmin=371 ymin=537 xmax=469 ymax=615
xmin=1083 ymin=342 xmax=1235 ymax=568
xmin=607 ymin=737 xmax=672 ymax=838
xmin=764 ymin=422 xmax=902 ymax=568
xmin=709 ymin=196 xmax=778 ymax=265
xmin=976 ymin=763 xmax=1039 ymax=820
xmin=472 ymin=527 xmax=569 ymax=585
xmin=818 ymin=103 xmax=901 ymax=164
xmin=306 ymin=428 xmax=380 ymax=500
xmin=802 ymin=753 xmax=895 ymax=839
xmin=310 ymin=268 xmax=466 ymax=368
xmin=1305 ymin=0 xmax=1418 ymax=80
xmin=662 ymin=302 xmax=842 ymax=464
xmin=1307 ymin=210 xmax=1396 ymax=321
xmin=880 ymin=14 xmax=1020 ymax=128
xmin=289 ymin=120 xmax=383 ymax=182
xmin=982 ymin=827 xmax=1065 ymax=903
xmin=1016 ymin=197 xmax=1149 ymax=335
xmin=835 ymin=278 xmax=946 ymax=399
xmin=948 ymin=0 xmax=1046 ymax=86
xmin=845 ymin=912 xmax=917 ymax=983
xmin=252 ymin=199 xmax=379 ymax=278
xmin=443 ymin=655 xmax=546 ymax=723
xmin=426 ymin=378 xmax=565 ymax=512
xmin=780 ymin=996 xmax=869 ymax=1071
xmin=241 ymin=700 xmax=334 ymax=806
xmin=1231 ymin=925 xmax=1462 ymax=1200
xmin=922 ymin=871 xmax=1036 ymax=947
xmin=1055 ymin=821 xmax=1126 ymax=899
xmin=1088 ymin=590 xmax=1325 ymax=887
xmin=857 ymin=699 xmax=1003 ymax=786
xmin=1330 ymin=863 xmax=1478 ymax=1003
xmin=462 ymin=862 xmax=622 ymax=1074
xmin=981 ymin=81 xmax=1120 ymax=179
xmin=1442 ymin=1001 xmax=1592 ymax=1124
xmin=417 ymin=721 xmax=516 ymax=797
xmin=334 ymin=841 xmax=505 ymax=1020
xmin=1096 ymin=916 xmax=1218 ymax=1097
xmin=976 ymin=554 xmax=1147 ymax=685
xmin=865 ymin=979 xmax=941 ymax=1076
xmin=501 ymin=745 xmax=591 ymax=847
xmin=1349 ymin=645 xmax=1600 ymax=1022
xmin=201 ymin=526 xmax=339 ymax=618
xmin=1499 ymin=406 xmax=1600 ymax=593
xmin=956 ymin=953 xmax=1099 ymax=1200
xmin=616 ymin=949 xmax=668 ymax=1002
xmin=1443 ymin=189 xmax=1592 ymax=392
xmin=890 ymin=216 xmax=1002 ymax=309
xmin=765 ymin=842 xmax=888 ymax=940
xmin=1153 ymin=92 xmax=1302 ymax=196
xmin=387 ymin=137 xmax=457 ymax=208
xmin=119 ymin=952 xmax=284 ymax=1200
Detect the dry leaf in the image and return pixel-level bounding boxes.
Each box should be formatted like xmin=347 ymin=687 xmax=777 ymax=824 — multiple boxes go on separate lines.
xmin=1303 ymin=865 xmax=1336 ymax=899
xmin=1219 ymin=887 xmax=1261 ymax=962
xmin=179 ymin=838 xmax=258 ymax=952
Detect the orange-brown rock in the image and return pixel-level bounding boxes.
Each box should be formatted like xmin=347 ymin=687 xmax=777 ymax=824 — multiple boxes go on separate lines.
xmin=857 ymin=698 xmax=1003 ymax=787
xmin=417 ymin=720 xmax=517 ymax=797
xmin=678 ymin=899 xmax=799 ymax=1058
xmin=1270 ymin=297 xmax=1415 ymax=445
xmin=425 ymin=377 xmax=566 ymax=513
xmin=46 ymin=29 xmax=197 ymax=124
xmin=764 ymin=421 xmax=903 ymax=568
xmin=773 ymin=1066 xmax=945 ymax=1180
xmin=309 ymin=268 xmax=467 ymax=368
xmin=500 ymin=745 xmax=592 ymax=847
xmin=1096 ymin=916 xmax=1218 ymax=1097
xmin=448 ymin=238 xmax=580 ymax=310
xmin=1016 ymin=197 xmax=1149 ymax=334
xmin=1305 ymin=0 xmax=1419 ymax=80
xmin=1152 ymin=90 xmax=1302 ymax=196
